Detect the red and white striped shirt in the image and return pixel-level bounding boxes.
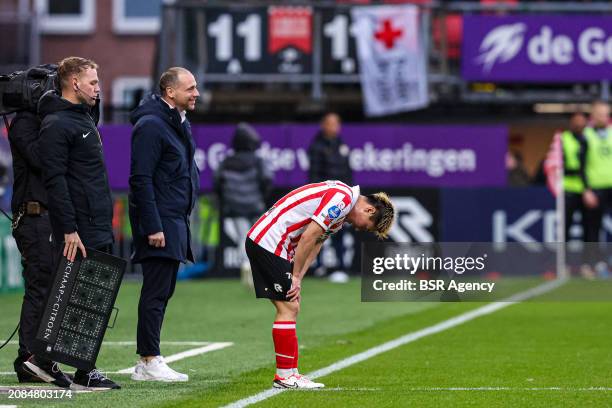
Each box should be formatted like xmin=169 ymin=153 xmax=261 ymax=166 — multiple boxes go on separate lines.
xmin=247 ymin=181 xmax=360 ymax=261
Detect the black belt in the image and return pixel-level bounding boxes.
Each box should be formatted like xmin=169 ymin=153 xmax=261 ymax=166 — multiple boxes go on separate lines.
xmin=12 ymin=201 xmax=46 ymax=230
xmin=20 ymin=201 xmax=47 ymax=216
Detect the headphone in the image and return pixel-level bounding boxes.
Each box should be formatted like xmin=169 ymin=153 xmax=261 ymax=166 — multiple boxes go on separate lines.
xmin=74 ymin=82 xmax=98 ymax=102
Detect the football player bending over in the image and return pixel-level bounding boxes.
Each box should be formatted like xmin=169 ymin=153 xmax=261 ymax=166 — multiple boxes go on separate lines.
xmin=245 ymin=180 xmax=395 ymax=389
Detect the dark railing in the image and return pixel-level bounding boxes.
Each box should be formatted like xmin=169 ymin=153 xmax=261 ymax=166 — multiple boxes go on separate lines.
xmin=156 ymin=1 xmax=612 ymax=107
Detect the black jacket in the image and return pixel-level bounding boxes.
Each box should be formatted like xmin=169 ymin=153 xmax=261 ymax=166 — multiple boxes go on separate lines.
xmin=39 ymin=92 xmax=114 ymax=249
xmin=213 ymin=123 xmax=273 ymax=217
xmin=8 ymin=111 xmax=48 ymax=215
xmin=129 ymin=94 xmax=200 ymax=263
xmin=307 ymin=131 xmax=353 ymax=184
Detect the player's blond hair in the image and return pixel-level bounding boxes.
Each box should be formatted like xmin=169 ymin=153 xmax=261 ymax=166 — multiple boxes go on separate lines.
xmin=366 ymin=192 xmax=395 ymax=239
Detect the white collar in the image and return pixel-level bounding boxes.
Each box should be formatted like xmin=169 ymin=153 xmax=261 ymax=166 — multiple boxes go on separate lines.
xmin=349 ymin=185 xmax=360 ymax=211
xmin=161 ymin=97 xmax=186 ymax=123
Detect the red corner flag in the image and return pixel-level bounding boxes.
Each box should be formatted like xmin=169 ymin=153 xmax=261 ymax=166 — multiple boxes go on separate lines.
xmin=543 ymin=132 xmax=563 ymax=197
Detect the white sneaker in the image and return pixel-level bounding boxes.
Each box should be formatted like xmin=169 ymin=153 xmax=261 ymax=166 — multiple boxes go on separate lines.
xmin=294 ymin=374 xmax=324 ymax=389
xmin=273 ymin=374 xmax=324 ymax=389
xmin=131 ymin=356 xmax=188 ymax=382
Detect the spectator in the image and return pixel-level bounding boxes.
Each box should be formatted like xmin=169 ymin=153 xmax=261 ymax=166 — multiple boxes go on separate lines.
xmin=308 ymin=113 xmax=353 ymax=276
xmin=214 ymin=123 xmax=274 ymax=285
xmin=506 ymin=150 xmax=530 ymax=187
xmin=580 ymin=100 xmax=612 ymax=277
xmin=581 ymin=101 xmax=612 ymax=238
xmin=213 ymin=123 xmax=273 ymax=218
xmin=561 ymin=112 xmax=588 ymax=241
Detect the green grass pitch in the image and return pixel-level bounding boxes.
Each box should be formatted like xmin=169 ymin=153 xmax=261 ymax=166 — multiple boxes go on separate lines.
xmin=0 ymin=278 xmax=610 ymax=407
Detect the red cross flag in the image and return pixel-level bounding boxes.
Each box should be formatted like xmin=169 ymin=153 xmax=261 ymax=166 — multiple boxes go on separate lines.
xmin=351 ymin=5 xmax=428 ymax=117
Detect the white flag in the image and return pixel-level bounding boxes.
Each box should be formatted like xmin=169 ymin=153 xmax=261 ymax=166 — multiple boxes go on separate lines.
xmin=351 ymin=5 xmax=429 ymax=117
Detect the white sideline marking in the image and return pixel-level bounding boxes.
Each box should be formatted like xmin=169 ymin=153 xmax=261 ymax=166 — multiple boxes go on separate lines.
xmin=315 ymin=387 xmax=381 ymax=392
xmin=0 ymin=342 xmax=233 ymax=376
xmin=222 ymin=279 xmax=567 ymax=408
xmin=116 ymin=342 xmax=233 ymax=374
xmin=0 ymin=340 xmax=211 ymax=346
xmin=410 ymin=387 xmax=612 ymax=391
xmin=314 ymin=387 xmax=612 ymax=392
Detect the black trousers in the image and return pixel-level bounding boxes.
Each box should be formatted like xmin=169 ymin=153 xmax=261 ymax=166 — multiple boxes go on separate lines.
xmin=12 ymin=213 xmax=55 ymax=358
xmin=565 ymin=192 xmax=588 ymax=241
xmin=136 ymin=257 xmax=180 ymax=356
xmin=579 ymin=188 xmax=612 ymax=265
xmin=583 ymin=188 xmax=612 ymax=242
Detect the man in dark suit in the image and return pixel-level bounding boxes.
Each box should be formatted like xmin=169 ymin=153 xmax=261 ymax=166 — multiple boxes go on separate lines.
xmin=128 ymin=67 xmax=200 ymax=382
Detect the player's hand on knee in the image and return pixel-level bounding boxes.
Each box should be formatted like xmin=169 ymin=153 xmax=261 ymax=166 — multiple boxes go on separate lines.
xmin=63 ymin=232 xmax=87 ymax=262
xmin=148 ymin=231 xmax=165 ymax=248
xmin=287 ymin=275 xmax=302 ymax=302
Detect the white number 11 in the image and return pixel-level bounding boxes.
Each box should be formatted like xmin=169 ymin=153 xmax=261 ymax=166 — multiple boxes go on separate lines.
xmin=208 ymin=13 xmax=262 ymax=62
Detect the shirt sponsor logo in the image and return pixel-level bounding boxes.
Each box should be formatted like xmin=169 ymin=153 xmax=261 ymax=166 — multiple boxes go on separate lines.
xmin=328 ymin=206 xmax=341 ymax=219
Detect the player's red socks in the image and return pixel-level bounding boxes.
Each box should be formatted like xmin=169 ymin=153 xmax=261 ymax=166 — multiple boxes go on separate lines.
xmin=293 ymin=330 xmax=299 ymax=373
xmin=272 ymin=321 xmax=297 ymax=376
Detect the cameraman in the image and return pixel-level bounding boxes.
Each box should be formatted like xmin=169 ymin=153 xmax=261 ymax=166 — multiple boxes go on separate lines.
xmin=8 ymin=110 xmax=54 ymax=384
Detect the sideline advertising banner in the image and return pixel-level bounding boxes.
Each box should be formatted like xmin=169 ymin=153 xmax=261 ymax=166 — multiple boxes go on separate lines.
xmin=441 ymin=187 xmax=555 ymax=242
xmin=101 ymin=124 xmax=507 ymax=190
xmin=441 ymin=187 xmax=612 ymax=242
xmin=462 ymin=15 xmax=612 ymax=82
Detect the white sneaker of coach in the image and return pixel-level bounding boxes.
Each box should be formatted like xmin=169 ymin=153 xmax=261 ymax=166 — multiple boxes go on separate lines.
xmin=131 ymin=356 xmax=189 ymax=382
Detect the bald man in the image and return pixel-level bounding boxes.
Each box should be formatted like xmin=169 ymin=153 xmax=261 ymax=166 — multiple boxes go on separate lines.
xmin=129 ymin=67 xmax=200 ymax=381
